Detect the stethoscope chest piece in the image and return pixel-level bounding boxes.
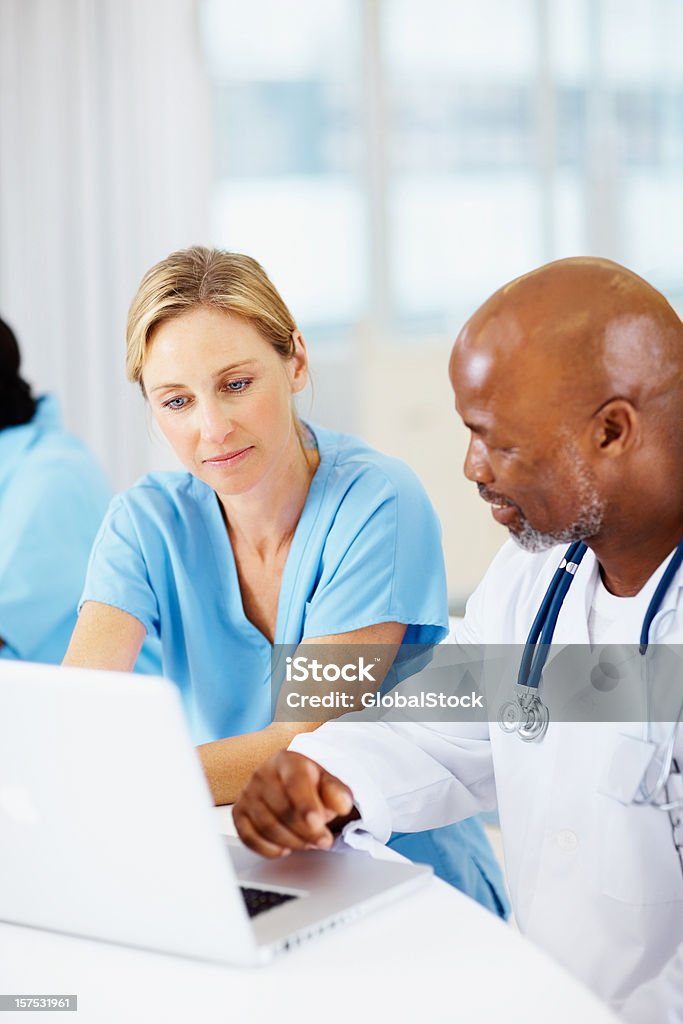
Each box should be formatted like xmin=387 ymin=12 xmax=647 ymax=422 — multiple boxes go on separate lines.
xmin=498 ymin=693 xmax=549 ymax=743
xmin=499 ymin=534 xmax=683 ymax=748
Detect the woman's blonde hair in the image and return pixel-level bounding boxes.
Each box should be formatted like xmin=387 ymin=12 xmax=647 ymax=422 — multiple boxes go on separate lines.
xmin=126 ymin=247 xmax=299 ymax=386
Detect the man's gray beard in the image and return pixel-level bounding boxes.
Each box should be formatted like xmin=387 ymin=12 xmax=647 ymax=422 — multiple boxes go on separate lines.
xmin=510 ymin=455 xmax=606 ymax=554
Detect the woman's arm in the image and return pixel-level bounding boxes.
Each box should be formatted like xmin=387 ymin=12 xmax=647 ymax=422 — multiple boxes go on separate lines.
xmin=65 ymin=606 xmax=406 ymax=805
xmin=62 ymin=601 xmax=146 ymax=671
xmin=197 ymin=619 xmax=407 ymax=805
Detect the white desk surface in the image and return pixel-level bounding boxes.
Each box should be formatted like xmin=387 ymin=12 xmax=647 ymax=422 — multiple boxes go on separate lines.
xmin=0 ymin=806 xmax=618 ymax=1024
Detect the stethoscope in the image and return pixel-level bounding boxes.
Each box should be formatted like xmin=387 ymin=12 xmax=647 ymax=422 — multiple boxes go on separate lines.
xmin=497 ymin=537 xmax=683 ymax=813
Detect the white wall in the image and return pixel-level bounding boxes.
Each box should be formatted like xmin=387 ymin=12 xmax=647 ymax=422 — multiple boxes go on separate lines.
xmin=353 ymin=333 xmax=506 ymax=608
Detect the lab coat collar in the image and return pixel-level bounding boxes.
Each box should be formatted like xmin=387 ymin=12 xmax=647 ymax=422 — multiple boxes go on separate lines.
xmin=645 ymin=545 xmax=683 ymax=642
xmin=549 ymin=542 xmax=683 ymax=646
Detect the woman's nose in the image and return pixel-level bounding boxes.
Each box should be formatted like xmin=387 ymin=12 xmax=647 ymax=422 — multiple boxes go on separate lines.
xmin=199 ymin=400 xmax=235 ymax=444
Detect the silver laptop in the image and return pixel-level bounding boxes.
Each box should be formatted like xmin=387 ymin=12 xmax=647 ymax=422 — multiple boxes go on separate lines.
xmin=0 ymin=661 xmax=431 ymax=965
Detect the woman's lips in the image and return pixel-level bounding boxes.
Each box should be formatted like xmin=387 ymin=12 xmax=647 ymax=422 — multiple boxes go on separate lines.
xmin=202 ymin=446 xmax=252 ymax=467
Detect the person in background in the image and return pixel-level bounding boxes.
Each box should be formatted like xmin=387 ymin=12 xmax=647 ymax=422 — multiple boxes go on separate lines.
xmin=63 ymin=246 xmax=508 ymax=917
xmin=0 ymin=316 xmax=112 ymax=663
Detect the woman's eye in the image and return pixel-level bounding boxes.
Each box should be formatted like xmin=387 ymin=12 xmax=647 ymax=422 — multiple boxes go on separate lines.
xmin=224 ymin=378 xmax=251 ymax=393
xmin=164 ymin=396 xmax=188 ymax=410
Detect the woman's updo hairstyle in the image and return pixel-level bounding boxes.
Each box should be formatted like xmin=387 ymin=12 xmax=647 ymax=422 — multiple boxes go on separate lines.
xmin=126 ymin=247 xmax=299 ymax=387
xmin=0 ymin=317 xmax=37 ymax=429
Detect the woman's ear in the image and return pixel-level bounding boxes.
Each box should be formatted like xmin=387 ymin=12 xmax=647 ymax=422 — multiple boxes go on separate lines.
xmin=289 ymin=330 xmax=309 ymax=394
xmin=590 ymin=398 xmax=639 ymax=457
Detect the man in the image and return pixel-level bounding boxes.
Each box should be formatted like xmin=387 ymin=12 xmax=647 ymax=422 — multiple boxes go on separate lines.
xmin=233 ymin=258 xmax=683 ymax=1023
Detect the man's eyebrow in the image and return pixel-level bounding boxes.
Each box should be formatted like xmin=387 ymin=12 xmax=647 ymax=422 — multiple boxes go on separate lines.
xmin=463 ymin=419 xmax=488 ymax=436
xmin=148 ymin=360 xmax=257 ymax=393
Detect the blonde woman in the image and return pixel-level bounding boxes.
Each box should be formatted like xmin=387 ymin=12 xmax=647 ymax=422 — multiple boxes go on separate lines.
xmin=64 ymin=247 xmax=507 ymax=916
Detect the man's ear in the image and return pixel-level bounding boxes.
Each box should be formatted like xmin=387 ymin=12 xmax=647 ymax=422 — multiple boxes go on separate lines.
xmin=591 ymin=399 xmax=639 ymax=457
xmin=289 ymin=330 xmax=309 ymax=394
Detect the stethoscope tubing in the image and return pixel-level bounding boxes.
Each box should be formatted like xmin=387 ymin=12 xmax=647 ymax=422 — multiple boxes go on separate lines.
xmin=640 ymin=541 xmax=683 ymax=652
xmin=505 ymin=534 xmax=683 ymax=813
xmin=517 ymin=541 xmax=588 ymax=691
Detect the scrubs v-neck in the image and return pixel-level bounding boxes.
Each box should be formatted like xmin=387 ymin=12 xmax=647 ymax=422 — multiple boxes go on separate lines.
xmin=80 ymin=423 xmax=448 ymax=744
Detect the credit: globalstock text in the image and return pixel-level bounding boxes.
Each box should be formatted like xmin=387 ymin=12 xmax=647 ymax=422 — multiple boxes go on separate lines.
xmin=284 ymin=691 xmax=485 ymax=710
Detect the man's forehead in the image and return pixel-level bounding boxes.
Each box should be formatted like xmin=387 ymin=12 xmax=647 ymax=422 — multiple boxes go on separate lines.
xmin=449 ymin=309 xmax=565 ymax=440
xmin=450 ymin=310 xmax=527 ymax=390
xmin=453 ymin=349 xmax=492 ymax=391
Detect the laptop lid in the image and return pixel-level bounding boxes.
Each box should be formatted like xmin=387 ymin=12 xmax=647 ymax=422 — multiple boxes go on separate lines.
xmin=0 ymin=662 xmax=259 ymax=965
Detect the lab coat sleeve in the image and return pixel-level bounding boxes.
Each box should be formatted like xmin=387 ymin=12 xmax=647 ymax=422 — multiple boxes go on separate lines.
xmin=618 ymin=942 xmax=683 ymax=1024
xmin=289 ymin=717 xmax=495 ymax=841
xmin=290 ymin=548 xmax=497 ymax=838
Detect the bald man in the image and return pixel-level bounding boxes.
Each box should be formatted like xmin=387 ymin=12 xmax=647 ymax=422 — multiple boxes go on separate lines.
xmin=232 ymin=259 xmax=683 ymax=1023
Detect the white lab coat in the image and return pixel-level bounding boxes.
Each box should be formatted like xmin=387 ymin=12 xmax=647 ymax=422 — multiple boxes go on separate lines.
xmin=290 ymin=540 xmax=683 ymax=1023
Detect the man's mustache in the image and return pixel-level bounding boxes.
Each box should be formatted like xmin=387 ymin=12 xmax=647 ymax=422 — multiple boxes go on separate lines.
xmin=477 ymin=484 xmax=520 ymax=511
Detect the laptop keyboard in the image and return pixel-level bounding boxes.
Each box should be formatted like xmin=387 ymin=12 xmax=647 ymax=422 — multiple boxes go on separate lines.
xmin=240 ymin=886 xmax=298 ymax=919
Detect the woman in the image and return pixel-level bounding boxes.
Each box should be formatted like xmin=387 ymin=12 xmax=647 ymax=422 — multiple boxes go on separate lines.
xmin=64 ymin=247 xmax=507 ymax=915
xmin=0 ymin=315 xmax=111 ymax=663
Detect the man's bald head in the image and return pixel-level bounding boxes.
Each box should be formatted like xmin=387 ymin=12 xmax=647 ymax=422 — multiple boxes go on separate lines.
xmin=449 ymin=257 xmax=683 ymax=569
xmin=452 ymin=257 xmax=683 ymax=418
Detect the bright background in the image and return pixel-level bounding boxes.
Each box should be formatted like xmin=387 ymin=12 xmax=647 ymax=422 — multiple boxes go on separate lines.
xmin=2 ymin=0 xmax=682 ymax=609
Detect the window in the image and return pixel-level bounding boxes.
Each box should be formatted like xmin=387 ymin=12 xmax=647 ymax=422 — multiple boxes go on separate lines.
xmin=201 ymin=0 xmax=366 ymax=338
xmin=201 ymin=0 xmax=683 ymax=338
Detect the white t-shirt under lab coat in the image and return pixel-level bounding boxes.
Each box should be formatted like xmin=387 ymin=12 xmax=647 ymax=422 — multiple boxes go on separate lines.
xmin=289 ymin=540 xmax=683 ymax=1024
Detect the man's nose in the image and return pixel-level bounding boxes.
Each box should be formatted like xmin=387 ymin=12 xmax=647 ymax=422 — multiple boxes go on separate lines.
xmin=199 ymin=399 xmax=234 ymax=444
xmin=463 ymin=436 xmax=493 ymax=484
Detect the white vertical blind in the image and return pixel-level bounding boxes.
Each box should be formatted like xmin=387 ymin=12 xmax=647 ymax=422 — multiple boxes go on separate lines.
xmin=0 ymin=0 xmax=211 ymax=488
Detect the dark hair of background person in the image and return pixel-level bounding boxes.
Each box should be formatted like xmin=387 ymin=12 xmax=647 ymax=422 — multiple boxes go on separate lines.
xmin=0 ymin=317 xmax=38 ymax=429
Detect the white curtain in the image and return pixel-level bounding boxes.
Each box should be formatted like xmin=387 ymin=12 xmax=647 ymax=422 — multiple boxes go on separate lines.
xmin=0 ymin=0 xmax=210 ymax=488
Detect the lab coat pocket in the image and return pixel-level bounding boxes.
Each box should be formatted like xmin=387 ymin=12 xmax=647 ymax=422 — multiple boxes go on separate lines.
xmin=598 ymin=794 xmax=683 ymax=904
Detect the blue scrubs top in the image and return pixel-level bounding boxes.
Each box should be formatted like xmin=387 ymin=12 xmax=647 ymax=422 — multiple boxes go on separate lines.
xmin=80 ymin=422 xmax=508 ymax=917
xmin=0 ymin=395 xmax=112 ymax=663
xmin=81 ymin=424 xmax=448 ymax=743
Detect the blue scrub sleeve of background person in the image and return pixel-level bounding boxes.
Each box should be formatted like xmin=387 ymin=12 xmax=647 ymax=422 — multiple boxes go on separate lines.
xmin=0 ymin=395 xmax=111 ymax=663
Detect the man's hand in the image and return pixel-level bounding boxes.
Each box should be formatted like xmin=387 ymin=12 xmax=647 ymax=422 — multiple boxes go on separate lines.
xmin=233 ymin=751 xmax=355 ymax=858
